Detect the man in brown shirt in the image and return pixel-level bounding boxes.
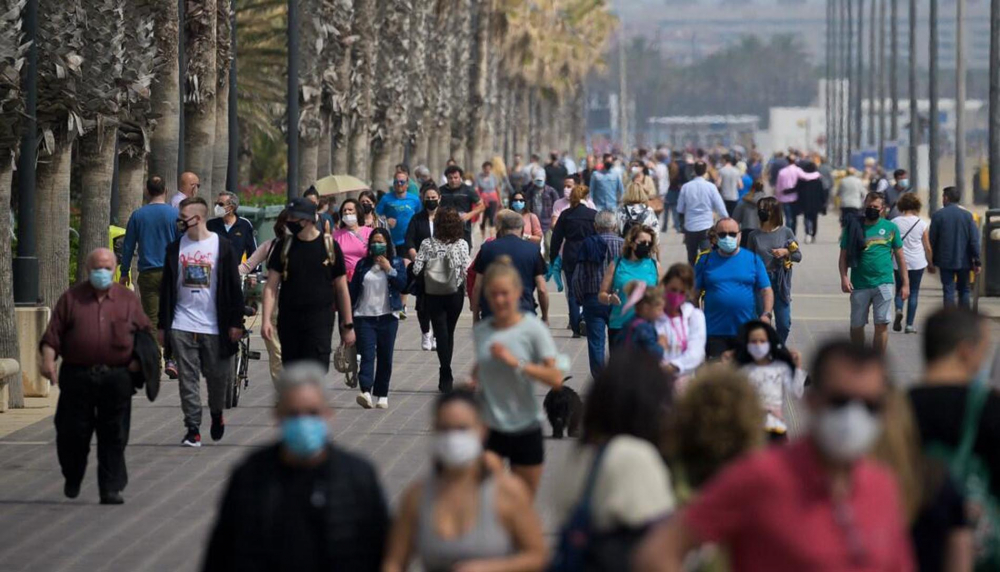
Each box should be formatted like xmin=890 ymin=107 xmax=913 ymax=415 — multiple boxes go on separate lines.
xmin=40 ymin=248 xmax=151 ymax=505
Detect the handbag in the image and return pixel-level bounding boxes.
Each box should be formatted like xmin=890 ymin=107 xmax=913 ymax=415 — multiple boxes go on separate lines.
xmin=648 ymin=196 xmax=665 ymax=215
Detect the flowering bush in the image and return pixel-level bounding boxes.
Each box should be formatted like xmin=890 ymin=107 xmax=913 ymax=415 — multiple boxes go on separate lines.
xmin=240 ymin=181 xmax=289 ymax=207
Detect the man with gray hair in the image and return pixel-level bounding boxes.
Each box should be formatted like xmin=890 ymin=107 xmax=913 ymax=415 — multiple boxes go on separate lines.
xmin=573 ymin=210 xmax=625 ymax=376
xmin=208 ymin=190 xmax=257 ymax=264
xmin=202 ymin=362 xmax=389 ymax=571
xmin=413 ymin=165 xmax=432 ymax=188
xmin=470 ymin=209 xmax=549 ymax=322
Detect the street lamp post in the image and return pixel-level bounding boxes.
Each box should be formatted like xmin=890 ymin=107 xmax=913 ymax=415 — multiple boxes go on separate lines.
xmin=287 ymin=0 xmax=299 ymax=199
xmin=909 ymin=0 xmax=919 ymax=192
xmin=956 ymin=0 xmax=967 ymax=201
xmin=227 ymin=0 xmax=238 ymax=193
xmin=929 ymin=0 xmax=940 ymax=212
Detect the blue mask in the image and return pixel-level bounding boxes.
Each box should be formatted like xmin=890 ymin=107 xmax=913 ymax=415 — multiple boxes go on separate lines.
xmin=281 ymin=416 xmax=328 ymax=458
xmin=371 ymin=243 xmax=387 ymax=256
xmin=717 ymin=236 xmax=738 ymax=253
xmin=512 ymin=200 xmax=525 ymax=212
xmin=89 ymin=268 xmax=113 ymax=290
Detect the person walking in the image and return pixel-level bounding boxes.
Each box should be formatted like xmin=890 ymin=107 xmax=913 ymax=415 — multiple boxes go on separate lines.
xmin=119 ymin=176 xmax=180 ymax=377
xmin=774 ymin=155 xmax=820 ymax=236
xmin=440 ymin=165 xmax=486 ymax=247
xmin=637 ymin=341 xmax=915 ymax=572
xmin=202 ymin=363 xmax=389 ymax=572
xmin=840 ymin=192 xmax=909 ymax=352
xmin=382 ymin=389 xmax=547 ymax=572
xmin=891 ymin=193 xmax=932 ymax=334
xmin=885 ymin=169 xmax=910 ymax=218
xmin=471 ymin=211 xmax=549 ymax=323
xmin=793 ymin=161 xmax=827 ymax=243
xmin=522 ymin=169 xmax=561 ymax=254
xmin=733 ymin=320 xmax=808 ymax=441
xmin=550 ymin=354 xmax=676 ymax=572
xmin=376 ymin=171 xmax=423 ymax=255
xmin=40 ymin=248 xmax=152 ymax=505
xmin=731 ymin=181 xmax=764 ymax=247
xmin=359 ymin=190 xmax=388 ymax=231
xmin=349 ymin=228 xmax=407 ymax=410
xmin=405 ymin=184 xmax=442 ymax=350
xmin=509 ymin=189 xmax=543 ymax=245
xmin=473 ymin=257 xmax=569 ymax=495
xmin=262 ymin=197 xmax=356 ymax=370
xmin=550 ymin=185 xmax=598 ymax=338
xmin=413 ymin=209 xmax=471 ymax=392
xmin=590 ymin=153 xmax=626 ymax=212
xmin=599 ymin=225 xmax=661 ymax=345
xmin=551 ymin=175 xmax=596 ymax=226
xmin=717 ymin=154 xmax=743 ymax=216
xmin=239 ymin=211 xmax=289 ymax=385
xmin=655 ymin=263 xmax=706 ymax=381
xmin=475 ymin=161 xmax=501 ymax=241
xmin=617 ymin=180 xmax=660 ymax=236
xmin=158 ymin=197 xmax=245 ymax=448
xmin=677 ymin=161 xmax=728 ymax=266
xmin=837 ymin=167 xmax=867 ymax=226
xmin=170 ymin=171 xmax=200 ymax=208
xmin=748 ymin=197 xmax=801 ymax=344
xmin=697 ymin=218 xmax=774 ymax=358
xmin=663 ymin=162 xmax=683 ymax=234
xmin=573 ymin=211 xmax=625 ymax=377
xmin=544 ymin=152 xmax=569 ymax=191
xmin=207 ymin=191 xmax=258 ymax=264
xmin=929 ymin=186 xmax=981 ymax=309
xmin=333 ymin=199 xmax=374 ymax=281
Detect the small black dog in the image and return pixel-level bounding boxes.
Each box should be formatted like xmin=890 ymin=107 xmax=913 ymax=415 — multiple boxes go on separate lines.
xmin=543 ymin=383 xmax=583 ymax=439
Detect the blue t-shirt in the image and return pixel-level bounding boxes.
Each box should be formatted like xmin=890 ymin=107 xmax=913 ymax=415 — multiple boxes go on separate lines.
xmin=696 ymin=248 xmax=771 ymax=337
xmin=375 ymin=193 xmax=422 ymax=246
xmin=474 ymin=236 xmax=548 ymax=317
xmin=739 ymin=174 xmax=753 ymax=199
xmin=121 ymin=203 xmax=180 ymax=272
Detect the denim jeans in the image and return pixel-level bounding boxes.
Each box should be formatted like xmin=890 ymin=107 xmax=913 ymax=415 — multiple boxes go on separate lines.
xmin=783 ymin=203 xmax=798 ymax=235
xmin=581 ymin=294 xmax=611 ymax=377
xmin=894 ymin=268 xmax=925 ymax=326
xmin=565 ymin=269 xmax=582 ymax=332
xmin=356 ymin=314 xmax=399 ymax=397
xmin=773 ymin=296 xmax=792 ymax=344
xmin=663 ymin=203 xmax=681 ymax=232
xmin=939 ymin=268 xmax=972 ymax=308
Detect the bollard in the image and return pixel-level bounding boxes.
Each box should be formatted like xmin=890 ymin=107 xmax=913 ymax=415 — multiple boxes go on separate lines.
xmin=0 ymin=359 xmax=20 ymax=413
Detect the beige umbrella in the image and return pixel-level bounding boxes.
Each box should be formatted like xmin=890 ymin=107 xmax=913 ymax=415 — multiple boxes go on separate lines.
xmin=313 ymin=174 xmax=370 ymax=197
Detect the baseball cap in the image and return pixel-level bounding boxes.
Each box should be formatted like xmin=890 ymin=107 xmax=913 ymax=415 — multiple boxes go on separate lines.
xmin=286 ymin=197 xmax=317 ymax=220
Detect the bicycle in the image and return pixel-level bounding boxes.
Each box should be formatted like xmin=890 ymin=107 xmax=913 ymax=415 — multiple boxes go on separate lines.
xmin=226 ymin=274 xmax=262 ymax=409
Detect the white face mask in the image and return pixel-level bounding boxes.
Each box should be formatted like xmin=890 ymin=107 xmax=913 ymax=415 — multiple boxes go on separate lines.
xmin=813 ymin=402 xmax=882 ymax=463
xmin=747 ymin=341 xmax=771 ymax=361
xmin=343 ymin=214 xmax=358 ymax=227
xmin=631 ymin=166 xmax=641 ymax=174
xmin=432 ymin=429 xmax=482 ymax=468
xmin=214 ymin=204 xmax=228 ymax=218
xmin=563 ymin=187 xmax=573 ymax=197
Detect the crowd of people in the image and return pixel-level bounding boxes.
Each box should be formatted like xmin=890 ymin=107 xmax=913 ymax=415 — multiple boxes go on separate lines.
xmin=34 ymin=144 xmax=1000 ymax=572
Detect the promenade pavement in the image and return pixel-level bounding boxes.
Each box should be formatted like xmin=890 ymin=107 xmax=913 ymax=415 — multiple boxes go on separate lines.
xmin=0 ymin=213 xmax=991 ymax=571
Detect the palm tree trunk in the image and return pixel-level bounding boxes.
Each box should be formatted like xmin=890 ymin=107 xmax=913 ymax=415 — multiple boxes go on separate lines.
xmin=298 ymin=135 xmax=320 ymax=191
xmin=184 ymin=0 xmax=218 ymax=196
xmin=77 ymin=125 xmax=118 ymax=282
xmin=451 ymin=0 xmax=472 ymax=169
xmin=212 ymin=76 xmax=230 ymax=193
xmin=36 ymin=142 xmax=73 ymax=308
xmin=908 ymin=0 xmax=919 ymax=191
xmin=317 ymin=114 xmax=331 ymax=179
xmin=466 ymin=0 xmax=491 ymax=170
xmin=149 ymin=0 xmax=181 ymax=192
xmin=929 ymin=0 xmax=940 ymax=211
xmin=348 ymin=0 xmax=377 ymax=180
xmin=118 ymin=152 xmax=147 ymax=225
xmin=515 ymin=81 xmax=529 ymax=157
xmin=0 ymin=161 xmax=23 ymax=409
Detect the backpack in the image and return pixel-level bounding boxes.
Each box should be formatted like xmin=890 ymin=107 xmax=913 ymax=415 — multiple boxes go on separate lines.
xmin=621 ymin=205 xmax=649 ymax=237
xmin=278 ymin=232 xmax=338 ymax=282
xmin=925 ymin=381 xmax=1000 ymax=571
xmin=423 ymin=251 xmax=459 ymax=295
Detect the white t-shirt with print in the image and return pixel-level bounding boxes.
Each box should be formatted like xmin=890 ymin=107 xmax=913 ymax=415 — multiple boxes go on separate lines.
xmin=173 ymin=233 xmax=220 ymax=334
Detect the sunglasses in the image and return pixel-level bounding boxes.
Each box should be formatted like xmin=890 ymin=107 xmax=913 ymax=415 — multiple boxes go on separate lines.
xmin=215 ymin=202 xmax=226 ymax=207
xmin=394 ymin=180 xmax=407 ymax=185
xmin=822 ymin=393 xmax=885 ymax=414
xmin=716 ymin=231 xmax=738 ymax=238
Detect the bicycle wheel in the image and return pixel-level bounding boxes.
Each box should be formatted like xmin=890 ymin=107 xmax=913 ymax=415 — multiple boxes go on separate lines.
xmin=231 ymin=346 xmax=245 ymax=408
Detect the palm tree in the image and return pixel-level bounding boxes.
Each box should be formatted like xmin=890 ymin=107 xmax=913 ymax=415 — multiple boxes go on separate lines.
xmin=0 ymin=0 xmax=24 ymax=409
xmin=466 ymin=0 xmax=492 ymax=170
xmin=295 ymin=0 xmax=328 ymax=191
xmin=148 ymin=0 xmax=181 ymax=194
xmin=406 ymin=0 xmax=433 ymax=166
xmin=427 ymin=0 xmax=455 ymax=176
xmin=347 ymin=0 xmax=377 ymax=179
xmin=212 ymin=0 xmax=233 ymax=194
xmin=184 ymin=0 xmax=218 ymax=196
xmin=370 ymin=0 xmax=412 ymax=186
xmin=450 ymin=0 xmax=472 ymax=165
xmin=76 ymin=0 xmax=127 ymax=281
xmin=327 ymin=0 xmax=355 ymax=174
xmin=929 ymin=0 xmax=939 ymax=211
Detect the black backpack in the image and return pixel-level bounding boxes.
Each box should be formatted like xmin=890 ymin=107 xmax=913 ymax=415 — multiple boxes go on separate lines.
xmin=621 ymin=205 xmax=649 ymax=237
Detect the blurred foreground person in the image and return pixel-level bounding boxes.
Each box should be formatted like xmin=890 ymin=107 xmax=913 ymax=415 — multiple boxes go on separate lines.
xmin=550 ymin=353 xmax=675 ymax=572
xmin=40 ymin=248 xmax=152 ymax=505
xmin=637 ymin=340 xmax=914 ymax=572
xmin=202 ymin=363 xmax=388 ymax=572
xmin=382 ymin=389 xmax=547 ymax=572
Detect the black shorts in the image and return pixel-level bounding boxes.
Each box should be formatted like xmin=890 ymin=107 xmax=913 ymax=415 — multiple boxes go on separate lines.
xmin=486 ymin=427 xmax=544 ymax=466
xmin=481 ymin=202 xmax=498 ymax=226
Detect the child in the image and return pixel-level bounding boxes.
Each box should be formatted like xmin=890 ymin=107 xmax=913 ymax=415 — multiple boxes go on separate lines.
xmin=615 ymin=281 xmax=666 ymax=361
xmin=733 ymin=320 xmax=807 ymax=441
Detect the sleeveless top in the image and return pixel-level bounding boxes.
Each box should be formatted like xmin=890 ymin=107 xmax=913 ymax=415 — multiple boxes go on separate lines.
xmin=417 ymin=476 xmax=514 ymax=572
xmin=608 ymin=256 xmax=658 ymax=329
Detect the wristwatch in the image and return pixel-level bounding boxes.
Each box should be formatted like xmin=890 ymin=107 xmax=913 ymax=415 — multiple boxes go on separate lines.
xmin=343 ymin=323 xmax=354 ymax=330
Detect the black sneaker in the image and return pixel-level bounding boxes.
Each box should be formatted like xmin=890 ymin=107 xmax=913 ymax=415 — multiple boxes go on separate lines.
xmin=100 ymin=491 xmax=124 ymax=505
xmin=892 ymin=312 xmax=903 ymax=332
xmin=577 ymin=320 xmax=587 ymax=337
xmin=64 ymin=481 xmax=81 ymax=499
xmin=181 ymin=428 xmax=202 ymax=448
xmin=210 ymin=412 xmax=225 ymax=442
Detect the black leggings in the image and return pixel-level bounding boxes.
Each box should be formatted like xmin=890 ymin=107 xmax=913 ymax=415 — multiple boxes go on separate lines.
xmin=425 ymin=291 xmax=465 ymax=389
xmin=416 ymin=293 xmax=431 ymax=334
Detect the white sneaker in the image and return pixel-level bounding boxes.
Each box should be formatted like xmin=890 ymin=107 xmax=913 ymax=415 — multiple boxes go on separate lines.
xmin=421 ymin=333 xmax=433 ymax=351
xmin=356 ymin=392 xmax=373 ymax=409
xmin=431 ymin=337 xmax=437 ymax=350
xmin=375 ymin=397 xmax=389 ymax=409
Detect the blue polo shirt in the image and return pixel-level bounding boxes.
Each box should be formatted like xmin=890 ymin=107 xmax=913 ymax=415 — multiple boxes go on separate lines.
xmin=376 ymin=192 xmax=422 ymax=246
xmin=696 ymin=248 xmax=771 ymax=337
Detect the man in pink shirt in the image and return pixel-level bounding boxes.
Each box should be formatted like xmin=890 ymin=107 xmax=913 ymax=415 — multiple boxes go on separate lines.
xmin=774 ymin=154 xmax=820 ymax=235
xmin=636 ymin=340 xmax=915 ymax=572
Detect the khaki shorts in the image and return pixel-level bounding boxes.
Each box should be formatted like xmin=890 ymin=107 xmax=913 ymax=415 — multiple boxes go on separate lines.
xmin=850 ymin=284 xmax=895 ymax=328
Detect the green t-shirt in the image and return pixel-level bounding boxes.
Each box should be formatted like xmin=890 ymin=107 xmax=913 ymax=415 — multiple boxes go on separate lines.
xmin=840 ymin=218 xmax=902 ymax=289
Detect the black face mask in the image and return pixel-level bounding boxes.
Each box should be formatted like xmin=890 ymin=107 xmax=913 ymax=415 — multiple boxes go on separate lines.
xmin=423 ymin=199 xmax=439 ymax=211
xmin=757 ymin=209 xmax=770 ymax=223
xmin=361 ymin=203 xmax=374 ymax=214
xmin=175 ymin=216 xmax=195 ymax=234
xmin=286 ymin=221 xmax=304 ymax=236
xmin=634 ymin=242 xmax=652 ymax=259
xmin=864 ymin=207 xmax=881 ymax=221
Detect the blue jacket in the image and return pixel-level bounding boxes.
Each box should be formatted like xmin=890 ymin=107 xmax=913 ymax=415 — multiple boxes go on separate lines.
xmin=929 ymin=204 xmax=981 ymax=270
xmin=348 ymin=256 xmax=408 ymax=312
